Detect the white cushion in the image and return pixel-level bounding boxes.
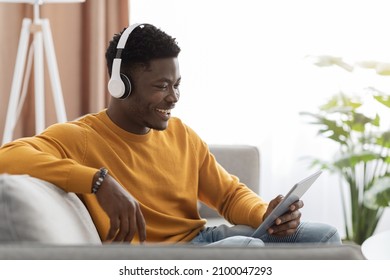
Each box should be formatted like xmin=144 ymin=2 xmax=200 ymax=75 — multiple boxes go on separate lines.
xmin=0 ymin=174 xmax=101 ymax=244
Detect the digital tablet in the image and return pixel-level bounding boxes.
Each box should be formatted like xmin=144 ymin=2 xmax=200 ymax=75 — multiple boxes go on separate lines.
xmin=251 ymin=170 xmax=322 ymax=238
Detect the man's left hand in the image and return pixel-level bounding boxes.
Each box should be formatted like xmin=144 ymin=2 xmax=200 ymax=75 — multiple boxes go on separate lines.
xmin=262 ymin=195 xmax=303 ymax=236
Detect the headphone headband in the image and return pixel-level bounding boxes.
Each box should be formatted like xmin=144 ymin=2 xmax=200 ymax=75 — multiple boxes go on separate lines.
xmin=117 ymin=23 xmax=143 ymax=49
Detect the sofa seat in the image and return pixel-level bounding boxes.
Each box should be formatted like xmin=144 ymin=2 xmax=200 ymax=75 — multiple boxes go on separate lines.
xmin=0 ymin=243 xmax=364 ymax=260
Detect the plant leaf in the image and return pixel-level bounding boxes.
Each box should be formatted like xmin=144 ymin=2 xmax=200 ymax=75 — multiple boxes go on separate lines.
xmin=364 ymin=177 xmax=390 ymax=209
xmin=319 ymin=96 xmax=339 ymax=111
xmin=372 ymin=114 xmax=380 ymax=127
xmin=374 ymin=94 xmax=390 ymax=108
xmin=309 ymin=158 xmax=334 ymax=171
xmin=334 ymin=151 xmax=381 ymax=168
xmin=320 ymin=93 xmax=362 ymax=112
xmin=319 ymin=119 xmax=349 ymax=145
xmin=300 ymin=112 xmax=350 ymax=145
xmin=376 ymin=131 xmax=390 ymax=148
xmin=347 ymin=112 xmax=375 ymax=132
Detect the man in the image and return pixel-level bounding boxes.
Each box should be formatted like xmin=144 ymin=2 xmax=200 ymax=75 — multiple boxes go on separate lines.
xmin=0 ymin=23 xmax=340 ymax=246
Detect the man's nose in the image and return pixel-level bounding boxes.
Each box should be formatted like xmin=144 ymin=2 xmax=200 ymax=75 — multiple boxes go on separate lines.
xmin=166 ymin=87 xmax=180 ymax=102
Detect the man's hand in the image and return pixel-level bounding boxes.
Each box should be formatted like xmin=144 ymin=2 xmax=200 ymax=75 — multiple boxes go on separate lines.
xmin=94 ymin=174 xmax=146 ymax=243
xmin=262 ymin=195 xmax=303 ymax=236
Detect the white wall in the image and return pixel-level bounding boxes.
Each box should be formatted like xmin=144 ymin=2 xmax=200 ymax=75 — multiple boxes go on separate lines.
xmin=130 ymin=0 xmax=390 ymax=236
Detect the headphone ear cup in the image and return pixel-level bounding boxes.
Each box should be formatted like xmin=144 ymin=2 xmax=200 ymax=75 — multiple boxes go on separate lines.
xmin=120 ymin=73 xmax=132 ymax=99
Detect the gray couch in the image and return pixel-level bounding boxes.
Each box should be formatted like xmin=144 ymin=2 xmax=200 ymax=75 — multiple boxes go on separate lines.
xmin=0 ymin=145 xmax=364 ymax=259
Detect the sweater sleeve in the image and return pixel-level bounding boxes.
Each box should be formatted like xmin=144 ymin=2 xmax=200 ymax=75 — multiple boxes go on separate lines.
xmin=185 ymin=126 xmax=268 ymax=229
xmin=0 ymin=122 xmax=98 ymax=193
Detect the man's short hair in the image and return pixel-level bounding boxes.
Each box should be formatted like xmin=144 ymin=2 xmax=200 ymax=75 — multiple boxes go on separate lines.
xmin=105 ymin=24 xmax=181 ymax=76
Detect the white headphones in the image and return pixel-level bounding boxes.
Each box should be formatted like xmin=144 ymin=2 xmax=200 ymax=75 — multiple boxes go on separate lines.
xmin=108 ymin=23 xmax=144 ymax=99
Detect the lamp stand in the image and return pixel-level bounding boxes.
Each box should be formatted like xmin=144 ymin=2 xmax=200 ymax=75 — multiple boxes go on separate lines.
xmin=2 ymin=1 xmax=69 ymax=145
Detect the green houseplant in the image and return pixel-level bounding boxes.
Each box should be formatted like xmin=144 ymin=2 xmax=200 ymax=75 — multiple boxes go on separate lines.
xmin=300 ymin=89 xmax=390 ymax=244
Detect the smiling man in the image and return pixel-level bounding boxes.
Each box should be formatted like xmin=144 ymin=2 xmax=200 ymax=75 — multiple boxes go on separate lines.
xmin=0 ymin=24 xmax=340 ymax=246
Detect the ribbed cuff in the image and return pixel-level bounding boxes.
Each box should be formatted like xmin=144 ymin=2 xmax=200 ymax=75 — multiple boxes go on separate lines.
xmin=66 ymin=165 xmax=99 ymax=193
xmin=248 ymin=202 xmax=269 ymax=228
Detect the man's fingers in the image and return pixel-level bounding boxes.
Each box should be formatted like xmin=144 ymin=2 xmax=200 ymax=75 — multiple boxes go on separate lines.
xmin=273 ymin=222 xmax=300 ymax=235
xmin=271 ymin=228 xmax=298 ymax=237
xmin=270 ymin=216 xmax=301 ymax=235
xmin=136 ymin=207 xmax=147 ymax=242
xmin=270 ymin=195 xmax=283 ymax=209
xmin=277 ymin=210 xmax=301 ymax=225
xmin=122 ymin=207 xmax=146 ymax=243
xmin=106 ymin=218 xmax=120 ymax=241
xmin=124 ymin=211 xmax=137 ymax=242
xmin=114 ymin=216 xmax=130 ymax=242
xmin=290 ymin=200 xmax=304 ymax=211
xmin=263 ymin=195 xmax=284 ymax=221
xmin=105 ymin=203 xmax=146 ymax=243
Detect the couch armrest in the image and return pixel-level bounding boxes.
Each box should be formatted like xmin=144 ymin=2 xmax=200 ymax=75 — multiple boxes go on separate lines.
xmin=0 ymin=174 xmax=101 ymax=244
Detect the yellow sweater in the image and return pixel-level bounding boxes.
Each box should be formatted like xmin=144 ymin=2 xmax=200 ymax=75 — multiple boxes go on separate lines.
xmin=0 ymin=110 xmax=267 ymax=243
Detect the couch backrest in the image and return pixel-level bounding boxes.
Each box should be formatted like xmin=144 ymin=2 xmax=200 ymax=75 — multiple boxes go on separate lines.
xmin=199 ymin=145 xmax=261 ymax=219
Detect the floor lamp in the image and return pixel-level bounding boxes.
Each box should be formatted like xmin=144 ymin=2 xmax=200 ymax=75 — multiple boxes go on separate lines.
xmin=1 ymin=0 xmax=85 ymax=145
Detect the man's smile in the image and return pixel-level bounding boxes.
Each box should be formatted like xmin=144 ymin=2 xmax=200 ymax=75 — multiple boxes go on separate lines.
xmin=155 ymin=107 xmax=173 ymax=120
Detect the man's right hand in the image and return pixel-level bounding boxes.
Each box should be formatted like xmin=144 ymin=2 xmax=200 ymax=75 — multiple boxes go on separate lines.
xmin=94 ymin=174 xmax=146 ymax=243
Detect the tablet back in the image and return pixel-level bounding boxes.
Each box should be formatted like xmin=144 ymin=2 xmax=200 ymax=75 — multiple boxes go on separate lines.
xmin=251 ymin=170 xmax=322 ymax=238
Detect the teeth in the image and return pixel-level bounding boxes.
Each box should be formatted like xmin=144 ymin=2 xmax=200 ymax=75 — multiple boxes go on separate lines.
xmin=156 ymin=108 xmax=171 ymax=114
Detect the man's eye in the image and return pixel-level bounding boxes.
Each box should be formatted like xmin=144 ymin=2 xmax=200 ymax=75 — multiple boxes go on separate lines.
xmin=155 ymin=85 xmax=168 ymax=89
xmin=174 ymin=84 xmax=180 ymax=89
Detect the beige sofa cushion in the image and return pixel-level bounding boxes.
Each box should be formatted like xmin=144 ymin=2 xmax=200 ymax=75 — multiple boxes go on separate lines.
xmin=0 ymin=174 xmax=101 ymax=244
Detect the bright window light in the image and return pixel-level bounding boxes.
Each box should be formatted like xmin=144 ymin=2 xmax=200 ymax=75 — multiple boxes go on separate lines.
xmin=130 ymin=0 xmax=390 ymax=235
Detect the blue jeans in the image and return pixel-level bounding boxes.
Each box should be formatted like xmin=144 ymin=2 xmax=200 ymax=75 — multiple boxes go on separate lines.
xmin=190 ymin=222 xmax=341 ymax=247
